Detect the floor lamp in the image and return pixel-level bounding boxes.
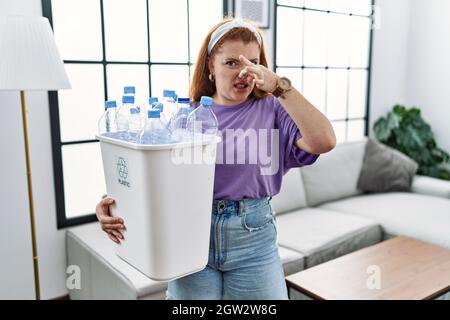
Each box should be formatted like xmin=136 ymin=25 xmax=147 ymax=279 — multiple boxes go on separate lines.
xmin=0 ymin=15 xmax=71 ymax=300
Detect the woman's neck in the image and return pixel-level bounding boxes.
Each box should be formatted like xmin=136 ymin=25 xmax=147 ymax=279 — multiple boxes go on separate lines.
xmin=212 ymin=93 xmax=247 ymax=106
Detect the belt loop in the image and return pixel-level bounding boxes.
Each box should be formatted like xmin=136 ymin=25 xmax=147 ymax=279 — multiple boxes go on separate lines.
xmin=239 ymin=200 xmax=244 ymax=215
xmin=268 ymin=196 xmax=272 ymax=203
xmin=218 ymin=200 xmax=225 ymax=212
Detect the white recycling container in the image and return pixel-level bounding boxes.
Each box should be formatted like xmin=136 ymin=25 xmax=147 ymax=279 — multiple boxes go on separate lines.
xmin=96 ymin=134 xmax=221 ymax=281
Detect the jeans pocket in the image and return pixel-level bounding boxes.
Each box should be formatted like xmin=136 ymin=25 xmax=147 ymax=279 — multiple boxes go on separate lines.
xmin=241 ymin=204 xmax=273 ymax=232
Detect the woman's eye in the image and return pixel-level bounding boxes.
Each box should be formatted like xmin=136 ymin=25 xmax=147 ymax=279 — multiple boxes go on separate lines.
xmin=225 ymin=61 xmax=238 ymax=67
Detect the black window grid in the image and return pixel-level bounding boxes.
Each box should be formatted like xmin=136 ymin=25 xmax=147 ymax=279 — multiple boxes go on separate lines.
xmin=42 ymin=0 xmax=228 ymax=228
xmin=273 ymin=0 xmax=375 ymax=140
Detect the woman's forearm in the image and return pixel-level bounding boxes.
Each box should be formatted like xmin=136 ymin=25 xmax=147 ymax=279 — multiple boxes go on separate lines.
xmin=277 ymin=86 xmax=336 ymax=154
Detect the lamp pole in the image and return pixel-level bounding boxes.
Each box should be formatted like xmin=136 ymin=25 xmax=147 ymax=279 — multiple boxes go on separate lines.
xmin=20 ymin=90 xmax=41 ymax=300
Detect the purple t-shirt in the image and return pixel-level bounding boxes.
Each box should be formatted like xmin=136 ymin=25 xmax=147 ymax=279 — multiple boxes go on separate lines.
xmin=208 ymin=95 xmax=319 ymax=200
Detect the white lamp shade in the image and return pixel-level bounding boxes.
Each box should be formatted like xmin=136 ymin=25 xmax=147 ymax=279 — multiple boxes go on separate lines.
xmin=0 ymin=15 xmax=71 ymax=91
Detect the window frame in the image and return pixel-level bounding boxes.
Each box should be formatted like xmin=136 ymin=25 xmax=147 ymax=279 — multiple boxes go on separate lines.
xmin=273 ymin=0 xmax=375 ymax=141
xmin=42 ymin=0 xmax=228 ymax=229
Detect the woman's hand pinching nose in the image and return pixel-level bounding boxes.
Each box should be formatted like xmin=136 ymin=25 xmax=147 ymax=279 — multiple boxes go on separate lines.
xmin=238 ymin=55 xmax=278 ymax=92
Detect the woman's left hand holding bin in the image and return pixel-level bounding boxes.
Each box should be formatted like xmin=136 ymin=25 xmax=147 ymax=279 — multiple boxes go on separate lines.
xmin=96 ymin=197 xmax=126 ymax=244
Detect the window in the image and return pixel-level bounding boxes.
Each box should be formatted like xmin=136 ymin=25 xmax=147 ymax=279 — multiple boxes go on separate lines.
xmin=275 ymin=0 xmax=374 ymax=143
xmin=42 ymin=0 xmax=225 ymax=228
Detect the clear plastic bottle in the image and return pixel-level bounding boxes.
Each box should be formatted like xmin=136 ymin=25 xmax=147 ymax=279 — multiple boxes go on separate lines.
xmin=169 ymin=107 xmax=192 ymax=142
xmin=98 ymin=100 xmax=118 ymax=137
xmin=177 ymin=97 xmax=190 ymax=109
xmin=162 ymin=89 xmax=177 ymax=121
xmin=146 ymin=97 xmax=157 ymax=122
xmin=116 ymin=95 xmax=135 ymax=139
xmin=179 ymin=97 xmax=194 ymax=114
xmin=186 ymin=96 xmax=218 ymax=141
xmin=128 ymin=107 xmax=144 ymax=142
xmin=148 ymin=97 xmax=159 ymax=109
xmin=124 ymin=86 xmax=138 ymax=111
xmin=139 ymin=109 xmax=172 ymax=145
xmin=152 ymin=101 xmax=169 ymax=127
xmin=169 ymin=98 xmax=191 ymax=142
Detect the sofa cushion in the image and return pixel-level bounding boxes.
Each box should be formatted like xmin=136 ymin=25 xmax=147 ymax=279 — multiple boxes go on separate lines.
xmin=301 ymin=138 xmax=367 ymax=207
xmin=411 ymin=175 xmax=450 ymax=199
xmin=271 ymin=168 xmax=307 ymax=215
xmin=67 ymin=222 xmax=167 ymax=299
xmin=357 ymin=139 xmax=418 ymax=193
xmin=278 ymin=246 xmax=306 ymax=276
xmin=276 ymin=208 xmax=382 ymax=268
xmin=320 ymin=192 xmax=450 ymax=249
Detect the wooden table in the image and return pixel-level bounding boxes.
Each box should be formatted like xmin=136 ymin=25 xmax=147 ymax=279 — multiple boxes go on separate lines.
xmin=285 ymin=236 xmax=450 ymax=300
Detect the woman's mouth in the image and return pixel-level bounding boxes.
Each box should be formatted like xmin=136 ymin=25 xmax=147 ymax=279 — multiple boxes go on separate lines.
xmin=233 ymin=82 xmax=250 ymax=91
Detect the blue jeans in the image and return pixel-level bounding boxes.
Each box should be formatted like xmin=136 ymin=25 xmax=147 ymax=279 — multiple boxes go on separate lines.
xmin=167 ymin=197 xmax=288 ymax=300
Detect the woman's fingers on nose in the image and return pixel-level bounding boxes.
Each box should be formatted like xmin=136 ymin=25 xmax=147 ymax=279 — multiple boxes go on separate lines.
xmin=253 ymin=78 xmax=265 ymax=86
xmin=247 ymin=66 xmax=263 ymax=76
xmin=239 ymin=66 xmax=262 ymax=79
xmin=238 ymin=54 xmax=254 ymax=66
xmin=239 ymin=67 xmax=248 ymax=78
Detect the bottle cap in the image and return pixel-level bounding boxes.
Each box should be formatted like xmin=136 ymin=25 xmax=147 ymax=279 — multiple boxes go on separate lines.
xmin=163 ymin=89 xmax=176 ymax=98
xmin=105 ymin=100 xmax=117 ymax=109
xmin=148 ymin=109 xmax=161 ymax=118
xmin=124 ymin=86 xmax=135 ymax=94
xmin=200 ymin=96 xmax=213 ymax=106
xmin=178 ymin=98 xmax=190 ymax=104
xmin=122 ymin=95 xmax=135 ymax=104
xmin=148 ymin=97 xmax=158 ymax=105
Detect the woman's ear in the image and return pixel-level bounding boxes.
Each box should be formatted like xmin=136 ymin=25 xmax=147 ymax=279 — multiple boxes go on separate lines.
xmin=207 ymin=57 xmax=214 ymax=75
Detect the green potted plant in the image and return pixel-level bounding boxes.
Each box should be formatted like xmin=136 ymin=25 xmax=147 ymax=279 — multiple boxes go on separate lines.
xmin=373 ymin=105 xmax=450 ymax=181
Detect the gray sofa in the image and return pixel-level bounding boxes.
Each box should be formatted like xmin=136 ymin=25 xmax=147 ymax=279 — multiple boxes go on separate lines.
xmin=67 ymin=137 xmax=450 ymax=299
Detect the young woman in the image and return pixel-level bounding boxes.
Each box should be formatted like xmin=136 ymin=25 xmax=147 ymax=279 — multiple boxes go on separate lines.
xmin=96 ymin=18 xmax=336 ymax=300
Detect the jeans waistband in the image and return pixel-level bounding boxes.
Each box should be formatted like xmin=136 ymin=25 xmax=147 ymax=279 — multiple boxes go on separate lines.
xmin=213 ymin=197 xmax=272 ymax=214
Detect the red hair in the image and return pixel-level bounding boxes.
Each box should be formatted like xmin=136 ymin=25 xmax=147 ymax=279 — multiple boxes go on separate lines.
xmin=189 ymin=17 xmax=270 ymax=102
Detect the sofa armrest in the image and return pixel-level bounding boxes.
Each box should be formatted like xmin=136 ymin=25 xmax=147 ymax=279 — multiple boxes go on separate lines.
xmin=411 ymin=175 xmax=450 ymax=199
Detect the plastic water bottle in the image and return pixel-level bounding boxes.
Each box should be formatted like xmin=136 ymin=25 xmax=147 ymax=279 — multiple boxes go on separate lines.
xmin=98 ymin=100 xmax=118 ymax=137
xmin=152 ymin=101 xmax=169 ymax=127
xmin=177 ymin=97 xmax=191 ymax=109
xmin=178 ymin=97 xmax=194 ymax=114
xmin=124 ymin=86 xmax=137 ymax=111
xmin=186 ymin=96 xmax=218 ymax=141
xmin=139 ymin=109 xmax=172 ymax=145
xmin=162 ymin=89 xmax=177 ymax=121
xmin=116 ymin=95 xmax=135 ymax=139
xmin=128 ymin=107 xmax=144 ymax=142
xmin=148 ymin=97 xmax=158 ymax=109
xmin=169 ymin=98 xmax=191 ymax=141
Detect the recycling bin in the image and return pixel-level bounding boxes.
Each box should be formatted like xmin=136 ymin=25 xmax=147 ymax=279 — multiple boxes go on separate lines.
xmin=97 ymin=134 xmax=220 ymax=281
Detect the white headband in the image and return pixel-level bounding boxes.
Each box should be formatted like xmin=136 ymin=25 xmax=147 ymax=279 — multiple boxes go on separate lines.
xmin=207 ymin=19 xmax=262 ymax=55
